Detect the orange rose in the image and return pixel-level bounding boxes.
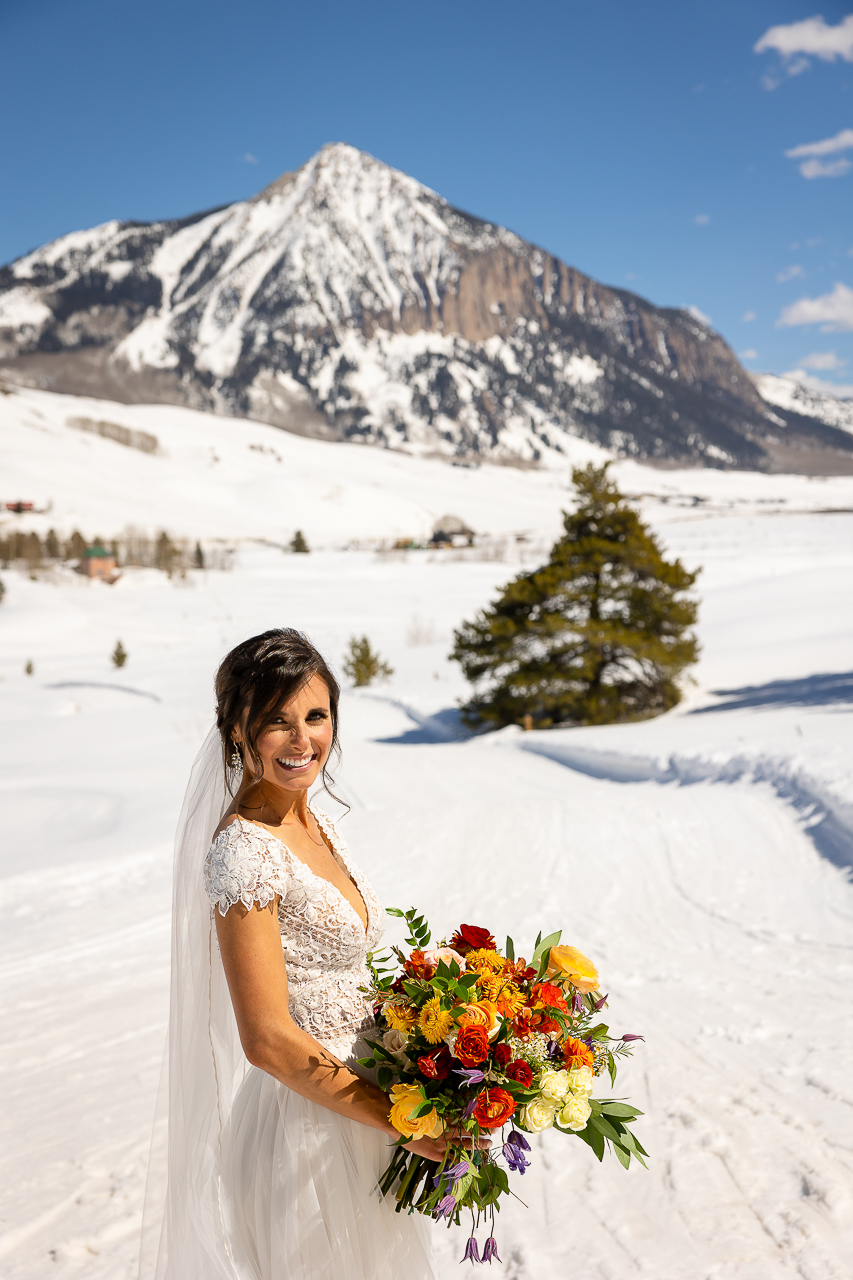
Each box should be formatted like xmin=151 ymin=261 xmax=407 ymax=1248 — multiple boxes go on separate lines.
xmin=546 ymin=945 xmax=599 ymax=994
xmin=455 ymin=1024 xmax=489 ymax=1067
xmin=472 ymin=1088 xmax=516 ymax=1129
xmin=458 ymin=999 xmax=499 ymax=1036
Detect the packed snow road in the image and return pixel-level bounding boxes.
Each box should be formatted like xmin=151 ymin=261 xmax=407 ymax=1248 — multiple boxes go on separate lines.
xmin=0 ymin=515 xmax=851 ymax=1280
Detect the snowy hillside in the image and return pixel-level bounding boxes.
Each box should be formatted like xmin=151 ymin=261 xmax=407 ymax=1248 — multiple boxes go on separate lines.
xmin=3 ymin=143 xmax=853 ymax=472
xmin=1 ymin=381 xmax=853 ymax=1278
xmin=4 ymin=385 xmax=853 ymax=549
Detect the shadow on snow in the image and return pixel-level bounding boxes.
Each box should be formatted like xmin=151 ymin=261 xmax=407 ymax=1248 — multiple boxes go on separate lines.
xmin=693 ymin=671 xmax=853 ymax=714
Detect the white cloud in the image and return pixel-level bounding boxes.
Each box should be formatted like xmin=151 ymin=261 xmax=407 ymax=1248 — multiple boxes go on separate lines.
xmin=782 ymin=369 xmax=853 ymax=398
xmin=694 ymin=214 xmax=710 ymax=225
xmin=798 ymin=157 xmax=851 ymax=178
xmin=785 ymin=128 xmax=853 ymax=178
xmin=742 ymin=310 xmax=757 ymax=322
xmin=237 ymin=152 xmax=259 ymax=164
xmin=739 ymin=349 xmax=758 ymax=360
xmin=687 ymin=304 xmax=712 ymax=326
xmin=777 ymin=265 xmax=804 ymax=283
xmin=755 ymin=14 xmax=853 ymax=63
xmin=778 ymin=282 xmax=853 ymax=331
xmin=786 ymin=127 xmax=853 ymax=158
xmin=799 ymin=350 xmax=847 ymax=370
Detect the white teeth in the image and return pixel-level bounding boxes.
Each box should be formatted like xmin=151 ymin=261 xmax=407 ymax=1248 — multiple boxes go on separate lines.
xmin=277 ymin=754 xmax=314 ymax=768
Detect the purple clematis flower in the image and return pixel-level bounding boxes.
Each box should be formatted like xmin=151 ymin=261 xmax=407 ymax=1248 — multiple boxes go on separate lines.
xmin=434 ymin=1194 xmax=456 ymax=1220
xmin=594 ymin=992 xmax=609 ymax=1011
xmin=507 ymin=1129 xmax=531 ymax=1152
xmin=502 ymin=1140 xmax=530 ymax=1174
xmin=433 ymin=1159 xmax=470 ymax=1187
xmin=572 ymin=991 xmax=584 ymax=1014
xmin=546 ymin=1038 xmax=563 ymax=1060
xmin=482 ymin=1237 xmax=501 ymax=1263
xmin=455 ymin=1067 xmax=486 ymax=1085
xmin=462 ymin=1237 xmax=481 ymax=1264
xmin=462 ymin=1093 xmax=480 ymax=1120
xmin=621 ymin=1033 xmax=645 ymax=1042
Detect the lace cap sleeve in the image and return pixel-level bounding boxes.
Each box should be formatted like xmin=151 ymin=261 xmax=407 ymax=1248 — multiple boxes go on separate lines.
xmin=204 ymin=819 xmax=289 ymax=916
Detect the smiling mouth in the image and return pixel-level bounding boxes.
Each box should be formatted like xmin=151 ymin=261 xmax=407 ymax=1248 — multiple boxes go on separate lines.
xmin=276 ymin=752 xmax=317 ymax=772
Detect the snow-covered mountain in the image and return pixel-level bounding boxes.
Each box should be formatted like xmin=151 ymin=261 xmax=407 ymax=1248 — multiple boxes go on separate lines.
xmin=2 ymin=143 xmax=852 ymax=472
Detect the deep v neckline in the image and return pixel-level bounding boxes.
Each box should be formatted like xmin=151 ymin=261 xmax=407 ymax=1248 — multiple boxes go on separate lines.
xmin=235 ymin=813 xmax=370 ymax=936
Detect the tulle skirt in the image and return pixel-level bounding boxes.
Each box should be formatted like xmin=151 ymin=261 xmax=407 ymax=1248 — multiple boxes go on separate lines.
xmin=220 ymin=1036 xmax=438 ymax=1280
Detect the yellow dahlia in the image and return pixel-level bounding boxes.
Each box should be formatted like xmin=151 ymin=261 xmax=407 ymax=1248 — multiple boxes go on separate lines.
xmin=465 ymin=949 xmax=505 ymax=976
xmin=418 ymin=995 xmax=454 ymax=1044
xmin=385 ymin=1002 xmax=417 ymax=1032
xmin=478 ymin=975 xmax=525 ymax=1018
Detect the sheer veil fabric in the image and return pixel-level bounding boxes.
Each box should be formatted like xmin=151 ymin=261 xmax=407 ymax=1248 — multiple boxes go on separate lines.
xmin=139 ymin=727 xmax=438 ymax=1280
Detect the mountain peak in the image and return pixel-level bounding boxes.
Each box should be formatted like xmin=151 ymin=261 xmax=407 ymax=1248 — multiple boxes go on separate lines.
xmin=1 ymin=150 xmax=852 ymax=473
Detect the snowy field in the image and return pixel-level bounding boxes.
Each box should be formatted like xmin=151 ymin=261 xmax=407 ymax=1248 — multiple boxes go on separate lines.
xmin=1 ymin=387 xmax=852 ymax=1279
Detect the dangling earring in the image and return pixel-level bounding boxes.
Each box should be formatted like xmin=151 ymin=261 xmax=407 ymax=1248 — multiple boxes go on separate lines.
xmin=229 ymin=743 xmax=244 ymax=785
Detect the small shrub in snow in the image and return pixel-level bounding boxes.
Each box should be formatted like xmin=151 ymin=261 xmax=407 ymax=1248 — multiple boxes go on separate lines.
xmin=24 ymin=659 xmax=33 ymax=675
xmin=343 ymin=636 xmax=393 ymax=687
xmin=112 ymin=640 xmax=128 ymax=669
xmin=452 ymin=463 xmax=699 ymax=729
xmin=290 ymin=530 xmax=310 ymax=554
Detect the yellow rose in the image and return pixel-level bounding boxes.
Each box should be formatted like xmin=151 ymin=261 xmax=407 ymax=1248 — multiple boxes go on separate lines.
xmin=520 ymin=1097 xmax=557 ymax=1133
xmin=557 ymin=1096 xmax=591 ymax=1131
xmin=546 ymin=945 xmax=599 ymax=994
xmin=388 ymin=1083 xmax=444 ymax=1140
xmin=566 ymin=1065 xmax=594 ymax=1097
xmin=540 ymin=1068 xmax=570 ymax=1102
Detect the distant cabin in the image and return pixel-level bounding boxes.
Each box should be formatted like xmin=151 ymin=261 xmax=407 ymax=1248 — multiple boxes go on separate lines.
xmin=81 ymin=544 xmax=120 ymax=583
xmin=430 ymin=514 xmax=474 ymax=547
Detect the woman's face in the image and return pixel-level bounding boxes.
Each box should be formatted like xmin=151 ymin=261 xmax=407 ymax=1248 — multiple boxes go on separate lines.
xmin=239 ymin=674 xmax=334 ymax=798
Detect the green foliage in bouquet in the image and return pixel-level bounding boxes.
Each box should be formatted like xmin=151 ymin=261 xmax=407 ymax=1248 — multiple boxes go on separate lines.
xmin=452 ymin=463 xmax=700 ymax=729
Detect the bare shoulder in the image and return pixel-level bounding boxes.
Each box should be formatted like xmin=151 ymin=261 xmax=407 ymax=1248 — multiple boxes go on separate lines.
xmin=211 ymin=809 xmax=242 ymax=843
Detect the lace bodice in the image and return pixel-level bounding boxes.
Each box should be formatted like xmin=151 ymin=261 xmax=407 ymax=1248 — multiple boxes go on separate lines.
xmin=204 ymin=808 xmax=384 ymax=1049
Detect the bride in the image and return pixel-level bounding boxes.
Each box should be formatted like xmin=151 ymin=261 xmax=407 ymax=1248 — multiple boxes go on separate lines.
xmin=144 ymin=628 xmax=462 ymax=1279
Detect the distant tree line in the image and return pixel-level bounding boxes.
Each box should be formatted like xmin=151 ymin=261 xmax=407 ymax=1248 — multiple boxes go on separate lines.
xmin=0 ymin=528 xmax=234 ymax=576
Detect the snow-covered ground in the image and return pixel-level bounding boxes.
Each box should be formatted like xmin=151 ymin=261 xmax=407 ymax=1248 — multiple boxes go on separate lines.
xmin=1 ymin=388 xmax=852 ymax=1279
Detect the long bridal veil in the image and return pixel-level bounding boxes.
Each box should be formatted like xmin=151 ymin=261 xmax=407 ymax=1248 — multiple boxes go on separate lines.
xmin=140 ymin=726 xmax=246 ymax=1280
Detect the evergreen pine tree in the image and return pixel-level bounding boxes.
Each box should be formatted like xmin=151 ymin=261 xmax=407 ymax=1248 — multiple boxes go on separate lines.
xmin=24 ymin=659 xmax=34 ymax=676
xmin=112 ymin=639 xmax=128 ymax=669
xmin=452 ymin=463 xmax=700 ymax=729
xmin=343 ymin=636 xmax=394 ymax=687
xmin=66 ymin=530 xmax=87 ymax=561
xmin=194 ymin=541 xmax=205 ymax=570
xmin=290 ymin=530 xmax=310 ymax=554
xmin=45 ymin=529 xmax=61 ymax=559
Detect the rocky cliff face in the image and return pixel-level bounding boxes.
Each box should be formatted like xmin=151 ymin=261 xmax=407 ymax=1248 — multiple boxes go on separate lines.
xmin=2 ymin=142 xmax=851 ymax=472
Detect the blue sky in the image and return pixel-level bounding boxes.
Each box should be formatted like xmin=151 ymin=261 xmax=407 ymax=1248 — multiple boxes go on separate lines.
xmin=2 ymin=0 xmax=852 ymax=392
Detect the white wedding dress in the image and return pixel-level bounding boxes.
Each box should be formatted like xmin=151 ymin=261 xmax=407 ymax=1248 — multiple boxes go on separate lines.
xmin=141 ymin=728 xmax=437 ymax=1280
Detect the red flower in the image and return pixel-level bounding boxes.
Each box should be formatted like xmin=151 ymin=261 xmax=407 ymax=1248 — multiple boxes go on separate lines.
xmin=405 ymin=949 xmax=437 ymax=979
xmin=505 ymin=1060 xmax=533 ymax=1087
xmin=532 ymin=982 xmax=569 ymax=1013
xmin=449 ymin=924 xmax=496 ymax=955
xmin=455 ymin=1024 xmax=489 ymax=1067
xmin=418 ymin=1047 xmax=452 ymax=1080
xmin=472 ymin=1088 xmax=516 ymax=1129
xmin=492 ymin=1043 xmax=512 ymax=1067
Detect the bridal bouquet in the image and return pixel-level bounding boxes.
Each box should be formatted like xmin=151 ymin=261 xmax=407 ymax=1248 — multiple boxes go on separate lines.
xmin=358 ymin=909 xmax=646 ymax=1263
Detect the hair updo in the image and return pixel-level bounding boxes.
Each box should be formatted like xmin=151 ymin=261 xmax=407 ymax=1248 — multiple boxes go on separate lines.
xmin=215 ymin=628 xmax=342 ymax=798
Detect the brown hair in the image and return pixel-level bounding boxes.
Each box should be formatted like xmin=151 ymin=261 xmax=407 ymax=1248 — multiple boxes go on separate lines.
xmin=214 ymin=628 xmax=343 ymax=803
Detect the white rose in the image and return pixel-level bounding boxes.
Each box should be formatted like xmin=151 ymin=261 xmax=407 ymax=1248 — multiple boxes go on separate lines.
xmin=540 ymin=1069 xmax=570 ymax=1102
xmin=520 ymin=1097 xmax=558 ymax=1133
xmin=382 ymin=1029 xmax=408 ymax=1057
xmin=566 ymin=1065 xmax=594 ymax=1097
xmin=558 ymin=1096 xmax=591 ymax=1131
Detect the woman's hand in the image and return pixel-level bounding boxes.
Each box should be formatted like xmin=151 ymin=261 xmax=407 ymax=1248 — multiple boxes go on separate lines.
xmin=403 ymin=1131 xmax=491 ymax=1161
